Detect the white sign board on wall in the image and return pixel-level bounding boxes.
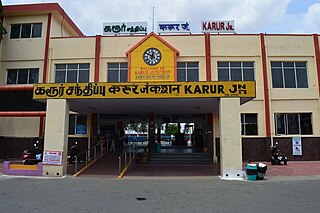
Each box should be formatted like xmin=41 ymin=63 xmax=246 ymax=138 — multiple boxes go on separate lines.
xmin=201 ymin=20 xmax=235 ymax=33
xmin=157 ymin=21 xmax=191 ymax=34
xmin=292 ymin=136 xmax=302 ymax=156
xmin=43 ymin=150 xmax=63 ymax=165
xmin=103 ymin=22 xmax=147 ymax=35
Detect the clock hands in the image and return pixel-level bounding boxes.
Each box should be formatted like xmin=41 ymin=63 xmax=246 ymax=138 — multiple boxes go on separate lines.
xmin=143 ymin=48 xmax=162 ymax=65
xmin=146 ymin=50 xmax=155 ymax=58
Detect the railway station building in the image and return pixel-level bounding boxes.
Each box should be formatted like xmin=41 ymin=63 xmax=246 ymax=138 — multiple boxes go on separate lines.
xmin=1 ymin=3 xmax=320 ymax=178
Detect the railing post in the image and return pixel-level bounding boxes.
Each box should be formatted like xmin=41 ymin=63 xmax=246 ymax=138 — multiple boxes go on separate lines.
xmin=125 ymin=152 xmax=127 ymax=165
xmin=118 ymin=156 xmax=121 ymax=174
xmin=75 ymin=156 xmax=78 ymax=174
xmin=86 ymin=152 xmax=88 ymax=166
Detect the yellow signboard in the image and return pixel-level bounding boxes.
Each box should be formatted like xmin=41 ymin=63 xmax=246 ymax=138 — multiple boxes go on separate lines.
xmin=33 ymin=81 xmax=256 ymax=99
xmin=128 ymin=33 xmax=177 ymax=82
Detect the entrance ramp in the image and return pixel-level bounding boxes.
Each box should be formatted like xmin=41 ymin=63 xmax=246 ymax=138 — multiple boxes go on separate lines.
xmin=76 ymin=153 xmax=119 ymax=178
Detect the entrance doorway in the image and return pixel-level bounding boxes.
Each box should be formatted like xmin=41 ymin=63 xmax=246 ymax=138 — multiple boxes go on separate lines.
xmin=99 ymin=114 xmax=211 ymax=154
xmin=97 ymin=114 xmax=214 ymax=172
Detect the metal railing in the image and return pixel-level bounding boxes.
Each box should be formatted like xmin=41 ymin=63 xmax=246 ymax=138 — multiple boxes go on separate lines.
xmin=73 ymin=143 xmax=101 ymax=175
xmin=118 ymin=142 xmax=137 ymax=177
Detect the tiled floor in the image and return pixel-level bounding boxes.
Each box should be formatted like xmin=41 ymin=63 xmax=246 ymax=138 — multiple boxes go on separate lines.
xmin=258 ymin=161 xmax=320 ymax=176
xmin=77 ymin=158 xmax=320 ymax=178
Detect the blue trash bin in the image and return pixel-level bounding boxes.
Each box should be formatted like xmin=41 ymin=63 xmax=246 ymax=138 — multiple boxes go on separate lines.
xmin=246 ymin=163 xmax=257 ymax=181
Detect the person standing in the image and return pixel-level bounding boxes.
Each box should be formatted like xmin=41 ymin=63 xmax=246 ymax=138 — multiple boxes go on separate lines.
xmin=109 ymin=132 xmax=116 ymax=152
xmin=99 ymin=130 xmax=107 ymax=153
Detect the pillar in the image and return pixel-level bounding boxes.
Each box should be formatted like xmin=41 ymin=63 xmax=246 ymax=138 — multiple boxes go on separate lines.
xmin=212 ymin=113 xmax=218 ymax=162
xmin=219 ymin=98 xmax=243 ymax=179
xmin=148 ymin=113 xmax=156 ymax=152
xmin=42 ymin=99 xmax=69 ymax=177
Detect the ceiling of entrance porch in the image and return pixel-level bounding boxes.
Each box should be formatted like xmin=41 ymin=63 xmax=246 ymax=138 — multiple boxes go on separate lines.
xmin=68 ymin=98 xmax=218 ymax=114
xmin=66 ymin=97 xmax=252 ymax=115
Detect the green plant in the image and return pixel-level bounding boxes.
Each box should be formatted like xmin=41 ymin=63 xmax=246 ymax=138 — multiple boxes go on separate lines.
xmin=167 ymin=123 xmax=179 ymax=135
xmin=0 ymin=0 xmax=7 ymax=42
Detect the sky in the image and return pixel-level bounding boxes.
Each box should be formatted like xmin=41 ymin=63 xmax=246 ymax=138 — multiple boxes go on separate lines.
xmin=2 ymin=0 xmax=320 ymax=36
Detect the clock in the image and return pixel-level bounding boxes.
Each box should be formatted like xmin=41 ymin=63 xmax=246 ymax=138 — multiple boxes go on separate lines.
xmin=143 ymin=48 xmax=162 ymax=65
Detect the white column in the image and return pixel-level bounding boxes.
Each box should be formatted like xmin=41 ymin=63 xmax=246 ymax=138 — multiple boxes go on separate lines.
xmin=219 ymin=98 xmax=243 ymax=179
xmin=43 ymin=99 xmax=69 ymax=177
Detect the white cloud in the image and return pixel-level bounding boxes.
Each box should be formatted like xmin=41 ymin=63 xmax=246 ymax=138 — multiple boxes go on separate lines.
xmin=60 ymin=0 xmax=292 ymax=35
xmin=5 ymin=0 xmax=320 ymax=35
xmin=223 ymin=0 xmax=292 ymax=33
xmin=302 ymin=3 xmax=320 ymax=33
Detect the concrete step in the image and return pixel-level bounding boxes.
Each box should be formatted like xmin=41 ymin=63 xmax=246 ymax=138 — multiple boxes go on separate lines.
xmin=148 ymin=153 xmax=212 ymax=165
xmin=147 ymin=161 xmax=212 ymax=165
xmin=150 ymin=153 xmax=211 ymax=158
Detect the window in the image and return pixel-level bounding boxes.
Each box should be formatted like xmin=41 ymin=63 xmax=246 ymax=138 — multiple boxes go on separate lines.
xmin=107 ymin=63 xmax=128 ymax=82
xmin=55 ymin=64 xmax=90 ymax=83
xmin=177 ymin=62 xmax=199 ymax=82
xmin=218 ymin=62 xmax=255 ymax=81
xmin=275 ymin=113 xmax=312 ymax=135
xmin=69 ymin=114 xmax=87 ymax=135
xmin=271 ymin=62 xmax=308 ymax=88
xmin=10 ymin=23 xmax=42 ymax=39
xmin=6 ymin=68 xmax=39 ymax=84
xmin=241 ymin=114 xmax=258 ymax=135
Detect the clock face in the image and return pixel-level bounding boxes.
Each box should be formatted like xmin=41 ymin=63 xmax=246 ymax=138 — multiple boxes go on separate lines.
xmin=143 ymin=48 xmax=162 ymax=66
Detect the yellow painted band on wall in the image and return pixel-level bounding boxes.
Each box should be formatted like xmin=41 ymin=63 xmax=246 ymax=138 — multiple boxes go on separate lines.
xmin=9 ymin=164 xmax=38 ymax=170
xmin=33 ymin=81 xmax=256 ymax=99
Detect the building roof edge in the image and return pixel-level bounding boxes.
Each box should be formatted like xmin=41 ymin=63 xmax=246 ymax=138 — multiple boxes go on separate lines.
xmin=3 ymin=3 xmax=84 ymax=37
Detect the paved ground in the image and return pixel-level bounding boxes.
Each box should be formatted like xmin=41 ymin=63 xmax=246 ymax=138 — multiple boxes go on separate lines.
xmin=1 ymin=159 xmax=320 ymax=212
xmin=1 ymin=175 xmax=320 ymax=213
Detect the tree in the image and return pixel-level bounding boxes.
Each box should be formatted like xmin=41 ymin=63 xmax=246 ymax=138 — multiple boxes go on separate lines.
xmin=139 ymin=123 xmax=148 ymax=133
xmin=125 ymin=122 xmax=148 ymax=135
xmin=125 ymin=123 xmax=138 ymax=133
xmin=184 ymin=123 xmax=193 ymax=134
xmin=0 ymin=0 xmax=7 ymax=43
xmin=167 ymin=123 xmax=179 ymax=135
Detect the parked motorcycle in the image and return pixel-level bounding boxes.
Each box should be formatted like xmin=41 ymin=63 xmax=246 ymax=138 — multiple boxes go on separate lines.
xmin=21 ymin=140 xmax=43 ymax=165
xmin=67 ymin=141 xmax=79 ymax=164
xmin=270 ymin=142 xmax=288 ymax=165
